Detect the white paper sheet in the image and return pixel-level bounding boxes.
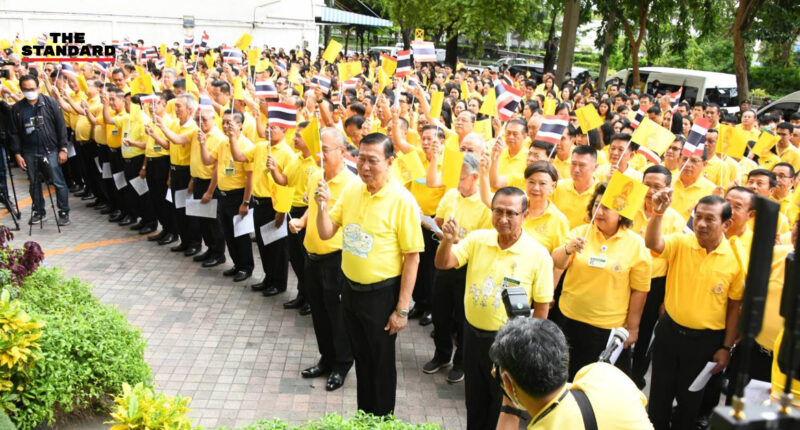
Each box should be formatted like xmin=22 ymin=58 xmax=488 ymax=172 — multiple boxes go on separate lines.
xmin=94 ymin=156 xmax=102 ymax=173
xmin=174 ymin=189 xmax=188 ymax=209
xmin=101 ymin=162 xmax=112 ymax=179
xmin=67 ymin=142 xmax=76 ymax=158
xmin=186 ymin=198 xmax=218 ymax=219
xmin=259 ymin=220 xmax=288 ymax=245
xmin=420 ymin=215 xmax=443 ymax=236
xmin=129 ymin=176 xmax=149 ymax=196
xmin=165 ymin=187 xmax=172 ymax=203
xmin=688 ymin=362 xmax=717 ymax=392
xmin=744 ymin=379 xmax=772 ymax=406
xmin=112 ymin=171 xmax=127 ymax=190
xmin=233 ymin=209 xmax=255 ymax=237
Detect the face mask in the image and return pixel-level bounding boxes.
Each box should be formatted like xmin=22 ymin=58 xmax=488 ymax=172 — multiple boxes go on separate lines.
xmin=23 ymin=91 xmax=38 ymax=101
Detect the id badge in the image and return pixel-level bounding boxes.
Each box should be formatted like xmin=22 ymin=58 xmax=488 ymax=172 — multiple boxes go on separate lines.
xmin=588 ymin=256 xmax=607 ymax=268
xmin=224 ymin=167 xmax=235 ymax=176
xmin=503 ymin=277 xmax=520 ymax=288
xmin=458 ymin=227 xmax=467 ymax=239
xmin=111 ymin=129 xmax=119 ymax=136
xmin=153 ymin=145 xmax=162 ymax=153
xmin=123 ymin=131 xmax=129 ymax=139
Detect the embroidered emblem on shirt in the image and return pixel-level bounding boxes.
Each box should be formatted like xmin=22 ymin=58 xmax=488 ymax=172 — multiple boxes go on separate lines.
xmin=342 ymin=223 xmax=373 ymax=258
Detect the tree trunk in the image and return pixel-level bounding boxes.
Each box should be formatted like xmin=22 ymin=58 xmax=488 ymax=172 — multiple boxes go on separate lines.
xmin=732 ymin=16 xmax=749 ymax=104
xmin=620 ymin=0 xmax=650 ymax=91
xmin=555 ymin=0 xmax=580 ymax=85
xmin=445 ymin=29 xmax=459 ymax=69
xmin=542 ymin=10 xmax=559 ymax=74
xmin=401 ymin=27 xmax=412 ymax=50
xmin=597 ymin=9 xmax=616 ymax=90
xmin=344 ymin=27 xmax=351 ymax=55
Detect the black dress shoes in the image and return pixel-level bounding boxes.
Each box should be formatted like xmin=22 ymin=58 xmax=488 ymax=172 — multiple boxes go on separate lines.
xmin=117 ymin=216 xmax=136 ymax=226
xmin=130 ymin=221 xmax=146 ymax=230
xmin=157 ymin=233 xmax=178 ymax=245
xmin=419 ymin=312 xmax=433 ymax=326
xmin=138 ymin=224 xmax=157 ymax=235
xmin=250 ymin=281 xmax=269 ymax=291
xmin=148 ymin=230 xmax=167 ymax=242
xmin=170 ymin=243 xmax=188 ymax=252
xmin=262 ymin=286 xmax=285 ymax=297
xmin=98 ymin=204 xmax=112 ymax=213
xmin=326 ymin=372 xmax=346 ymax=391
xmin=108 ymin=211 xmax=123 ymax=221
xmin=301 ymin=365 xmax=330 ymax=378
xmin=223 ymin=267 xmax=240 ymax=277
xmin=183 ymin=247 xmax=200 ymax=257
xmin=193 ymin=251 xmax=213 ymax=262
xmin=81 ymin=193 xmax=96 ymax=201
xmin=283 ymin=297 xmax=304 ymax=309
xmin=298 ymin=304 xmax=312 ymax=316
xmin=201 ymin=256 xmax=226 ymax=267
xmin=408 ymin=306 xmax=425 ymax=319
xmin=233 ymin=271 xmax=252 ymax=282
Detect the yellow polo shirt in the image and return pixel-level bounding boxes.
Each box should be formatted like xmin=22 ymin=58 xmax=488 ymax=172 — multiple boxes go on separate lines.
xmin=190 ymin=127 xmax=223 ymax=179
xmin=329 ymin=178 xmax=425 ymax=284
xmin=497 ymin=146 xmax=529 ymax=179
xmin=631 ymin=207 xmax=686 ymax=278
xmin=435 ymin=188 xmax=492 ymax=237
xmin=529 ymin=362 xmax=653 ymax=429
xmin=560 ymin=224 xmax=652 ymax=329
xmin=552 ymin=179 xmax=597 ymax=229
xmin=755 ymin=245 xmax=791 ymax=352
xmin=522 ymin=202 xmax=570 ymax=253
xmin=304 ymin=168 xmax=356 ymax=255
xmin=212 ymin=135 xmax=254 ymax=191
xmin=145 ymin=114 xmax=172 ymax=158
xmin=91 ymin=103 xmax=106 ymax=145
xmin=74 ymin=96 xmax=99 ymax=141
xmin=114 ymin=112 xmax=146 ymax=158
xmin=169 ymin=118 xmax=199 ymax=166
xmin=284 ymin=155 xmax=320 ymax=208
xmin=658 ymin=233 xmax=744 ymax=330
xmin=453 ymin=229 xmax=554 ymax=331
xmin=703 ymin=156 xmax=741 ymax=188
xmin=777 ymin=144 xmax=800 ymax=171
xmin=671 ymin=176 xmax=716 ymax=220
xmin=105 ymin=111 xmax=126 ymax=149
xmin=242 ymin=110 xmax=258 ymax=143
xmin=552 ymin=156 xmax=571 ymax=181
xmin=243 ymin=140 xmax=297 ymax=198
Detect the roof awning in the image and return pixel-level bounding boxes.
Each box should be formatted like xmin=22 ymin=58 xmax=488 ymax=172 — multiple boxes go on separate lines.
xmin=316 ymin=6 xmax=393 ymax=28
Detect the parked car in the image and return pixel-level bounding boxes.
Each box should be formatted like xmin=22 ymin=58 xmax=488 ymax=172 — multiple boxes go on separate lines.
xmin=756 ymin=90 xmax=800 ymax=120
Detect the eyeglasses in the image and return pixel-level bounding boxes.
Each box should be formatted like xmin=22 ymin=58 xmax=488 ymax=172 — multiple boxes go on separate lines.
xmin=491 ymin=208 xmax=522 ymax=218
xmin=357 ymin=156 xmax=385 ymax=166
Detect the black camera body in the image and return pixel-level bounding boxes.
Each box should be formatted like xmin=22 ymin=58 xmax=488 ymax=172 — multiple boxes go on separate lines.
xmin=502 ymin=286 xmax=531 ymax=319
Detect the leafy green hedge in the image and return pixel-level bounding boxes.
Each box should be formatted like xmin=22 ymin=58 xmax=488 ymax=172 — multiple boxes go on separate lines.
xmin=231 ymin=411 xmax=443 ymax=430
xmin=749 ymin=66 xmax=800 ymax=99
xmin=5 ymin=268 xmax=151 ymax=429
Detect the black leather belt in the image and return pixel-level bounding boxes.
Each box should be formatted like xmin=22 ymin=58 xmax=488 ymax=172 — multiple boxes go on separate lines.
xmin=346 ymin=276 xmax=400 ymax=292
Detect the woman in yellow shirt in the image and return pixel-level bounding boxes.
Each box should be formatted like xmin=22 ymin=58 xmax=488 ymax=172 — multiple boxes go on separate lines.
xmin=551 ymin=182 xmax=652 ymax=379
xmin=522 ymin=161 xmax=569 ymax=254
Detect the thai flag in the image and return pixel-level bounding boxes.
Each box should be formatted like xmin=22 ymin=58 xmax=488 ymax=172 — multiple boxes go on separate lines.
xmin=495 ymin=82 xmax=523 ymax=122
xmin=331 ymin=91 xmax=341 ymax=105
xmin=535 ymin=115 xmax=570 ymax=145
xmin=395 ymin=50 xmax=411 ymax=77
xmin=156 ymin=58 xmax=165 ymax=69
xmin=60 ymin=63 xmax=78 ymax=78
xmin=198 ymin=31 xmax=210 ymax=53
xmin=255 ymin=80 xmax=278 ymax=99
xmin=268 ymin=103 xmax=297 ymax=128
xmin=112 ymin=40 xmax=120 ymax=49
xmin=341 ymin=78 xmax=358 ymax=91
xmin=275 ymin=59 xmax=287 ymax=74
xmin=186 ymin=63 xmax=195 ymax=74
xmin=312 ymin=75 xmax=331 ymax=94
xmin=93 ymin=61 xmax=110 ymax=74
xmin=37 ymin=34 xmax=48 ymax=46
xmin=123 ymin=37 xmax=130 ymax=49
xmin=682 ymin=117 xmax=710 ymax=158
xmin=144 ymin=47 xmax=158 ymax=60
xmin=222 ymin=49 xmax=243 ymax=65
xmin=631 ymin=109 xmax=645 ymax=129
xmin=669 ymin=87 xmax=683 ymax=105
xmin=407 ymin=75 xmax=419 ymax=90
xmin=411 ymin=41 xmax=436 ymax=63
xmin=184 ymin=34 xmax=194 ymax=51
xmin=499 ymin=72 xmax=514 ymax=88
xmin=198 ymin=95 xmax=215 ymax=112
xmin=637 ymin=146 xmax=662 ymax=165
xmin=140 ymin=94 xmax=158 ymax=103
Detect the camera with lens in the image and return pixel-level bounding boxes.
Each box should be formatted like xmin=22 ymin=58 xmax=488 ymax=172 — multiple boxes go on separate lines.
xmin=0 ymin=69 xmax=9 ymax=80
xmin=502 ymin=286 xmax=531 ymax=319
xmin=31 ymin=115 xmax=44 ymax=130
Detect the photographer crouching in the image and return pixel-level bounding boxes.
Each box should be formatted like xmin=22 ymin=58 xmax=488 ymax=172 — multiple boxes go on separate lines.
xmin=8 ymin=74 xmax=70 ymax=226
xmin=491 ymin=318 xmax=653 ymax=429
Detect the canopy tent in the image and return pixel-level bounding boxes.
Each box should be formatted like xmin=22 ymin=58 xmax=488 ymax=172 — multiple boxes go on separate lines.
xmin=316 ymin=6 xmax=392 ymax=27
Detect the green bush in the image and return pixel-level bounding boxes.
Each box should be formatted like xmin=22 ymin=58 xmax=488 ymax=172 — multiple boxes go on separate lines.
xmin=107 ymin=383 xmax=192 ymax=430
xmin=749 ymin=66 xmax=800 ymax=99
xmin=233 ymin=411 xmax=443 ymax=430
xmin=5 ymin=268 xmax=151 ymax=429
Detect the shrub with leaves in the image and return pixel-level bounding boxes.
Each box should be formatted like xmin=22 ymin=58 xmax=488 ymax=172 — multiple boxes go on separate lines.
xmin=0 ymin=226 xmax=44 ymax=287
xmin=0 ymin=290 xmax=44 ymax=413
xmin=107 ymin=383 xmax=192 ymax=430
xmin=234 ymin=411 xmax=444 ymax=430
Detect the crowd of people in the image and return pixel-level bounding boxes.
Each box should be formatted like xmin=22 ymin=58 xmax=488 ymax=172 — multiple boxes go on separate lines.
xmin=2 ymin=36 xmax=800 ymax=429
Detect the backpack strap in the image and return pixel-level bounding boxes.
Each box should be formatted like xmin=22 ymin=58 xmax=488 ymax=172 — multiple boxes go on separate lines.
xmin=570 ymin=388 xmax=598 ymax=430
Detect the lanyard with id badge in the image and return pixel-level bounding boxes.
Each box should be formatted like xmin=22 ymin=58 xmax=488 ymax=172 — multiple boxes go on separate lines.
xmin=501 ymin=261 xmax=530 ymax=318
xmin=587 ymin=245 xmax=608 ymax=269
xmin=224 ymin=157 xmax=236 ymax=176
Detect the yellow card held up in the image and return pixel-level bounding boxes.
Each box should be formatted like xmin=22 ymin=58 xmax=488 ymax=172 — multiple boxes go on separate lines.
xmin=601 ymin=171 xmax=649 ymax=220
xmin=322 ymin=39 xmax=343 ymax=63
xmin=442 ymin=148 xmax=465 ymax=189
xmin=543 ymin=98 xmax=557 ymax=116
xmin=751 ymin=130 xmax=779 ymax=156
xmin=338 ymin=61 xmax=362 ymax=82
xmin=631 ymin=117 xmax=674 ymax=158
xmin=396 ymin=150 xmax=426 ymax=181
xmin=300 ymin=117 xmax=321 ymax=161
xmin=479 ymin=88 xmax=497 ymax=117
xmin=575 ymin=104 xmax=604 ymax=132
xmin=76 ymin=75 xmax=90 ymax=93
xmin=719 ymin=124 xmax=747 ymax=159
xmin=271 ymin=183 xmax=295 ymax=213
xmin=429 ymin=91 xmax=445 ymax=120
xmin=235 ymin=33 xmax=253 ymax=50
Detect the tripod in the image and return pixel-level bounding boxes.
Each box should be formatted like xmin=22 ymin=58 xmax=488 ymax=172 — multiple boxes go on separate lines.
xmin=28 ymin=155 xmax=61 ymax=235
xmin=0 ymin=148 xmax=21 ymax=231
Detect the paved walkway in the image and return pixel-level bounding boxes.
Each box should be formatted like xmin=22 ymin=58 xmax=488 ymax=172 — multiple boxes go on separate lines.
xmin=5 ymin=168 xmax=467 ymax=429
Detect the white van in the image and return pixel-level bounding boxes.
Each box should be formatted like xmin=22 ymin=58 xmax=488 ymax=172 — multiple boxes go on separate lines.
xmin=606 ymin=67 xmax=740 ymax=113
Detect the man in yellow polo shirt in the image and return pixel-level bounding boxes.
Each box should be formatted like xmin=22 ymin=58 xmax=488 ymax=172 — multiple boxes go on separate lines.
xmin=552 ymin=145 xmax=598 ymax=228
xmin=72 ymin=79 xmax=102 ymax=203
xmin=142 ymin=94 xmax=177 ymax=244
xmin=646 ymin=193 xmax=743 ymax=430
xmin=595 ymin=133 xmax=643 ymax=182
xmin=491 ymin=318 xmax=653 ymax=430
xmin=118 ymin=95 xmax=157 ymax=234
xmin=100 ymin=87 xmax=129 ymax=224
xmin=156 ymin=93 xmax=202 ymax=255
xmin=671 ymin=148 xmax=716 ymax=220
xmin=315 ymin=132 xmax=423 ymax=416
xmin=288 ymin=127 xmax=355 ymax=391
xmin=434 ymin=187 xmax=553 ymax=430
xmin=494 ymin=119 xmax=529 ymax=182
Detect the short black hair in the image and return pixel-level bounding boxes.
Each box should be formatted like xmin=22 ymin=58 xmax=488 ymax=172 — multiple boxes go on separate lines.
xmin=212 ymin=80 xmax=231 ymax=95
xmin=773 ymin=162 xmax=796 ymax=178
xmin=530 ymin=140 xmax=555 ymax=156
xmin=491 ymin=187 xmax=527 ymax=213
xmin=348 ymin=101 xmax=366 ymax=116
xmin=524 ymin=160 xmax=558 ymax=182
xmin=778 ymin=122 xmax=794 ymax=133
xmin=360 ymin=132 xmax=393 ymax=159
xmin=18 ymin=74 xmax=38 ymax=88
xmin=572 ymin=144 xmax=597 ymax=161
xmin=507 ymin=118 xmax=528 ymax=133
xmin=696 ymin=195 xmax=732 ymax=222
xmin=344 ymin=115 xmax=365 ymax=129
xmin=421 ymin=124 xmax=445 ymax=140
xmin=748 ymin=168 xmax=777 ymax=188
xmin=643 ymin=164 xmax=672 ymax=186
xmin=725 ymin=186 xmax=756 ymax=211
xmin=489 ymin=318 xmax=569 ymax=397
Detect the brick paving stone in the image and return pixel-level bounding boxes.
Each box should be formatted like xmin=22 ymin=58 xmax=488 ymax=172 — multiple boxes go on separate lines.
xmin=9 ymin=165 xmax=469 ymax=429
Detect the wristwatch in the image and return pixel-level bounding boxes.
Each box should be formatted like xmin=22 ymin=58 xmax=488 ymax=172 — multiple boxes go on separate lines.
xmin=241 ymin=201 xmax=251 ymax=207
xmin=395 ymin=308 xmax=409 ymax=318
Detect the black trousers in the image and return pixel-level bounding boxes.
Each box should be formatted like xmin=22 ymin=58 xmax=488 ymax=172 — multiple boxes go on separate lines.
xmin=146 ymin=157 xmax=174 ymax=234
xmin=287 ymin=205 xmax=307 ymax=299
xmin=306 ymin=251 xmax=353 ymax=374
xmin=170 ymin=165 xmax=200 ymax=247
xmin=123 ymin=155 xmax=154 ymax=222
xmin=192 ymin=177 xmax=226 ymax=257
xmin=631 ymin=276 xmax=666 ymax=386
xmin=699 ymin=340 xmax=774 ymax=417
xmin=342 ymin=277 xmax=400 ymax=416
xmin=432 ymin=266 xmax=467 ymax=367
xmin=648 ymin=313 xmax=725 ymax=430
xmin=463 ymin=323 xmax=502 ymax=430
xmin=411 ymin=227 xmax=437 ymax=310
xmin=218 ymin=189 xmax=254 ymax=272
xmin=558 ymin=315 xmax=631 ymax=380
xmin=78 ymin=140 xmax=106 ymax=203
xmin=109 ymin=149 xmax=128 ymax=215
xmin=98 ymin=145 xmax=120 ymax=211
xmin=253 ymin=196 xmax=288 ymax=289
